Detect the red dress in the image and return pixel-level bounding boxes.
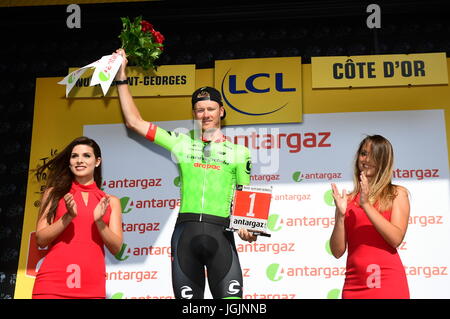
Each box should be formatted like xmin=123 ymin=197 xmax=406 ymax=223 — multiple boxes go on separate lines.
xmin=32 ymin=181 xmax=111 ymax=299
xmin=342 ymin=193 xmax=409 ymax=299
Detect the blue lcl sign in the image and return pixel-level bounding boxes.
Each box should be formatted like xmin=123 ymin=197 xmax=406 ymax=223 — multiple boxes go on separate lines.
xmin=228 ymin=73 xmax=296 ymax=94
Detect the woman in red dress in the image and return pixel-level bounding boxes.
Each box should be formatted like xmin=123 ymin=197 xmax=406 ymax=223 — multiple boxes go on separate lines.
xmin=329 ymin=135 xmax=410 ymax=299
xmin=32 ymin=137 xmax=123 ymax=299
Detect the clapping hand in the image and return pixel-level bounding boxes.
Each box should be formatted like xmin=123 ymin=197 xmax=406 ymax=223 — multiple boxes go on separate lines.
xmin=359 ymin=171 xmax=370 ymax=207
xmin=64 ymin=193 xmax=78 ymax=218
xmin=94 ymin=196 xmax=111 ymax=222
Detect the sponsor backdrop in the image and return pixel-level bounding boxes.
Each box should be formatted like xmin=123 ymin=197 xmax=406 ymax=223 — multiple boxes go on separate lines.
xmin=14 ymin=55 xmax=450 ymax=299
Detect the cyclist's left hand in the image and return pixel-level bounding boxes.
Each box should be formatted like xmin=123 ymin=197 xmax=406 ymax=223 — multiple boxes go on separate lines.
xmin=238 ymin=229 xmax=257 ymax=243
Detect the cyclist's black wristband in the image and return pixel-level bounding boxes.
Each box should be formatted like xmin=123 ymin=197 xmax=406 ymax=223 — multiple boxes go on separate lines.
xmin=115 ymin=79 xmax=128 ymax=85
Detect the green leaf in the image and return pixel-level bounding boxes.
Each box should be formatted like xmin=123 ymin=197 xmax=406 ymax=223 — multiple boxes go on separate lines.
xmin=150 ymin=51 xmax=160 ymax=58
xmin=118 ymin=16 xmax=164 ymax=71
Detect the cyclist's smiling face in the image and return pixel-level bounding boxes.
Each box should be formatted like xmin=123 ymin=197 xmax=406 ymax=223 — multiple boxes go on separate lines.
xmin=193 ymin=100 xmax=224 ymax=131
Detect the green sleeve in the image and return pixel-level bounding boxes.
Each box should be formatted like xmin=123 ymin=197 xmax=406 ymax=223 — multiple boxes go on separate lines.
xmin=236 ymin=146 xmax=251 ymax=185
xmin=146 ymin=123 xmax=182 ymax=152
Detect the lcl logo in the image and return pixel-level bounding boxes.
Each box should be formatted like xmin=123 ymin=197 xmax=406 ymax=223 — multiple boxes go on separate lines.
xmin=228 ymin=73 xmax=296 ymax=94
xmin=221 ymin=69 xmax=297 ymax=116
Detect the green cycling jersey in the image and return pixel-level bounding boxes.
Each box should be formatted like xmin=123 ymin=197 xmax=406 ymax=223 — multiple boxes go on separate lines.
xmin=146 ymin=123 xmax=252 ymax=219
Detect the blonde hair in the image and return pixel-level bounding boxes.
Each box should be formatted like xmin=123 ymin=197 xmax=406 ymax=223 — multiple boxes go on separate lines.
xmin=351 ymin=135 xmax=398 ymax=211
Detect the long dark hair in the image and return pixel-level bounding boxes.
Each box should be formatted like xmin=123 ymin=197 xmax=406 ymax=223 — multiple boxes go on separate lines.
xmin=35 ymin=136 xmax=102 ymax=224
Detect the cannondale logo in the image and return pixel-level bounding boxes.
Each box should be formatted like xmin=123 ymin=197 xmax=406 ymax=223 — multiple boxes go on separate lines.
xmin=227 ymin=280 xmax=241 ymax=295
xmin=180 ymin=285 xmax=193 ymax=299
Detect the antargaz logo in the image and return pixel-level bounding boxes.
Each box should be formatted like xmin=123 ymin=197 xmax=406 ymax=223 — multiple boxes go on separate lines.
xmin=267 ymin=214 xmax=283 ymax=232
xmin=115 ymin=243 xmax=131 ymax=261
xmin=292 ymin=170 xmax=343 ymax=182
xmin=120 ymin=197 xmax=133 ymax=214
xmin=110 ymin=292 xmax=124 ymax=299
xmin=266 ymin=263 xmax=283 ymax=282
xmin=324 ymin=189 xmax=335 ymax=207
xmin=327 ymin=289 xmax=341 ymax=299
xmin=292 ymin=171 xmax=304 ymax=182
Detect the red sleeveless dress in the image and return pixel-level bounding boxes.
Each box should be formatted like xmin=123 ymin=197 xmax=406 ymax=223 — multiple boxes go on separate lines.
xmin=342 ymin=193 xmax=409 ymax=299
xmin=32 ymin=181 xmax=111 ymax=299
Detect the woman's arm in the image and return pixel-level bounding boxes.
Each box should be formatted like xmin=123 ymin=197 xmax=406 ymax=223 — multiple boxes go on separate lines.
xmin=329 ymin=183 xmax=348 ymax=259
xmin=330 ymin=208 xmax=347 ymax=259
xmin=35 ymin=189 xmax=77 ymax=248
xmin=94 ymin=195 xmax=123 ymax=255
xmin=362 ymin=186 xmax=410 ymax=248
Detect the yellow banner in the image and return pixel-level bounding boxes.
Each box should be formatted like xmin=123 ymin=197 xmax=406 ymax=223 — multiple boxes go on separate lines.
xmin=67 ymin=64 xmax=196 ymax=98
xmin=312 ymin=52 xmax=448 ymax=88
xmin=215 ymin=57 xmax=302 ymax=125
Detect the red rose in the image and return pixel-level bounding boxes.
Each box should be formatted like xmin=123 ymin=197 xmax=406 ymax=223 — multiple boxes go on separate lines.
xmin=151 ymin=30 xmax=165 ymax=44
xmin=140 ymin=20 xmax=153 ymax=33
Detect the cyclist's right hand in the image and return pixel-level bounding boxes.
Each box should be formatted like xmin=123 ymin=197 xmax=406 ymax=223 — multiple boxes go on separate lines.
xmin=114 ymin=48 xmax=128 ymax=81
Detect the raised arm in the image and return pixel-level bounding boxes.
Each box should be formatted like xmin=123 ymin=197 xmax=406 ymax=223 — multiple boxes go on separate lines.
xmin=114 ymin=48 xmax=150 ymax=138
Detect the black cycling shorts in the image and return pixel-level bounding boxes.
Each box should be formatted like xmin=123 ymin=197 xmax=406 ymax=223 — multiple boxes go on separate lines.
xmin=170 ymin=218 xmax=243 ymax=299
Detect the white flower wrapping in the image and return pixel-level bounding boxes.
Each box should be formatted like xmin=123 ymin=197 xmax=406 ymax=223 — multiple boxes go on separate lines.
xmin=58 ymin=53 xmax=124 ymax=97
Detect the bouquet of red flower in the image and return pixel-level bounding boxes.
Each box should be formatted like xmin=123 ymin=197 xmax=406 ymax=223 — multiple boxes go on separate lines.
xmin=119 ymin=16 xmax=165 ymax=70
xmin=59 ymin=16 xmax=165 ymax=96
